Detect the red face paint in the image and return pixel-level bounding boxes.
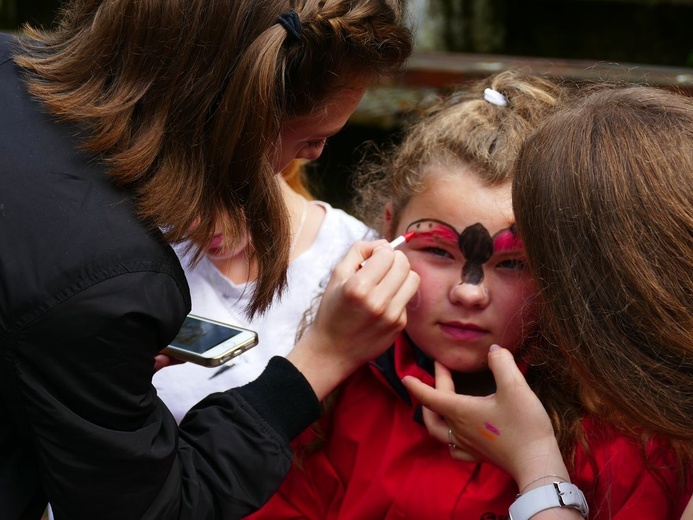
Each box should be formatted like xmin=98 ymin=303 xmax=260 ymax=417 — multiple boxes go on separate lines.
xmin=493 ymin=225 xmax=523 ymax=254
xmin=406 ymin=219 xmax=458 ymax=246
xmin=405 ymin=219 xmax=523 ymax=286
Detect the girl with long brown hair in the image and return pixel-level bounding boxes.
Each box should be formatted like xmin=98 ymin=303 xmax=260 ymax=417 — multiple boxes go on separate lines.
xmin=0 ymin=1 xmax=419 ymax=518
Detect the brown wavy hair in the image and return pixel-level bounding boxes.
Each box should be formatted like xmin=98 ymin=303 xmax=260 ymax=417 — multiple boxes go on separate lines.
xmin=354 ymin=70 xmax=568 ymax=238
xmin=13 ymin=0 xmax=411 ymax=316
xmin=513 ymin=85 xmax=693 ymax=481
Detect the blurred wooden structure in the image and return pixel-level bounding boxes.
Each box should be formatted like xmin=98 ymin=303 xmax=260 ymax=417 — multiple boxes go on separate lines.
xmin=401 ymin=51 xmax=693 ymax=94
xmin=322 ymin=51 xmax=693 ymax=208
xmin=352 ymin=51 xmax=693 ymax=128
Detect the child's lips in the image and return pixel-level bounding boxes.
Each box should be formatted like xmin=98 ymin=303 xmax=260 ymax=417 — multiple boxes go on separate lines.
xmin=439 ymin=322 xmax=488 ymax=340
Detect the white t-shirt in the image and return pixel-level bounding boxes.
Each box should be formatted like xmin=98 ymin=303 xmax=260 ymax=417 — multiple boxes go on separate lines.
xmin=154 ymin=202 xmax=374 ymax=423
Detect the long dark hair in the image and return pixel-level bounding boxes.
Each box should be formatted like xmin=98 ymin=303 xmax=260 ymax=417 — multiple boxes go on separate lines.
xmin=513 ymin=85 xmax=693 ymax=481
xmin=14 ymin=0 xmax=411 ymax=316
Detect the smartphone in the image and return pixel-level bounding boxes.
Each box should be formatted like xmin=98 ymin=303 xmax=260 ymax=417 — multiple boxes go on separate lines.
xmin=163 ymin=314 xmax=258 ymax=367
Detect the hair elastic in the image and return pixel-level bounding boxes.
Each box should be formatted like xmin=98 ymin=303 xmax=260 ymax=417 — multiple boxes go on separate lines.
xmin=277 ymin=10 xmax=302 ymax=42
xmin=483 ymin=88 xmax=508 ymax=107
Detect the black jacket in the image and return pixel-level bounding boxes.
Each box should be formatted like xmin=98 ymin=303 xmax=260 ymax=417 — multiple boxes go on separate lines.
xmin=0 ymin=33 xmax=320 ymax=520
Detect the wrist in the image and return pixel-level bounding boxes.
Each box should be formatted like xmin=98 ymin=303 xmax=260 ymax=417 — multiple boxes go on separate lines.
xmin=514 ymin=440 xmax=569 ymax=493
xmin=518 ymin=474 xmax=570 ymax=495
xmin=286 ymin=331 xmax=359 ymax=401
xmin=509 ymin=482 xmax=589 ymax=520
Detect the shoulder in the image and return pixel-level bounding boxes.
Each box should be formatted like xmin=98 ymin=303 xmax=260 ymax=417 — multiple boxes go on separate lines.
xmin=311 ymin=202 xmax=375 ymax=250
xmin=0 ymin=32 xmax=16 ymax=64
xmin=578 ymin=417 xmax=678 ymax=466
xmin=574 ymin=417 xmax=684 ymax=518
xmin=328 ymin=362 xmax=395 ymax=417
xmin=318 ymin=202 xmax=374 ymax=237
xmin=1 ymin=186 xmax=189 ymax=332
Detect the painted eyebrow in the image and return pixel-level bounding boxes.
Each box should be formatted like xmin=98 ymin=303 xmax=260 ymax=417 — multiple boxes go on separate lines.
xmin=492 ymin=226 xmax=524 ymax=253
xmin=410 ymin=226 xmax=458 ymax=242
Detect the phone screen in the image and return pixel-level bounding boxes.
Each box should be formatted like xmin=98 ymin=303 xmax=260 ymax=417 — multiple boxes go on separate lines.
xmin=170 ymin=316 xmax=244 ymax=354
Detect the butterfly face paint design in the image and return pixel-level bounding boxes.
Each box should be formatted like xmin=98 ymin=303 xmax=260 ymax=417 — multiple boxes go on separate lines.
xmin=405 ymin=219 xmax=524 ymax=285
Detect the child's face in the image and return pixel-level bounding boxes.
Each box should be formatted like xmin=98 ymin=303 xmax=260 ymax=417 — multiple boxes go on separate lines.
xmin=393 ymin=165 xmax=537 ymax=373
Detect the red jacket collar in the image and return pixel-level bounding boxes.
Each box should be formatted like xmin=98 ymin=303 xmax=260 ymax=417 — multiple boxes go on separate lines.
xmin=369 ymin=334 xmax=436 ymax=423
xmin=370 ymin=334 xmax=529 ymax=411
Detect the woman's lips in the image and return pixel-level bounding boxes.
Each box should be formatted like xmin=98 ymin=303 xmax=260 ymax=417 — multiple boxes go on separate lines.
xmin=439 ymin=322 xmax=488 ymax=341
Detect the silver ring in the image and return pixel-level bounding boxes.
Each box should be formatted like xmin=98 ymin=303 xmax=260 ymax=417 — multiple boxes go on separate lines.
xmin=448 ymin=427 xmax=456 ymax=451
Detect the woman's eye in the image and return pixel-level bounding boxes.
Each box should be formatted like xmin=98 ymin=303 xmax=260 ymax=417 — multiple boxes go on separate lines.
xmin=497 ymin=259 xmax=526 ymax=271
xmin=306 ymin=138 xmax=327 ymax=149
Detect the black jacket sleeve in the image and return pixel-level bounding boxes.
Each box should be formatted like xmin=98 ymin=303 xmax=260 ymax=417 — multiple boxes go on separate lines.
xmin=2 ymin=272 xmax=320 ymax=520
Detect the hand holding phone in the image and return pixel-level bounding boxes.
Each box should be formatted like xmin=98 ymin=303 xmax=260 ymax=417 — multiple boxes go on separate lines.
xmin=163 ymin=315 xmax=258 ymax=367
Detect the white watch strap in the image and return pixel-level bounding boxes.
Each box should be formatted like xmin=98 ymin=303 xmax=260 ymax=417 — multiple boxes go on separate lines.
xmin=509 ymin=482 xmax=589 ymax=520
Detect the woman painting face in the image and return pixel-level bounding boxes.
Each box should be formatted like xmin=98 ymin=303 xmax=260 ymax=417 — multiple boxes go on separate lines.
xmin=393 ymin=165 xmax=537 ymax=373
xmin=275 ymin=83 xmax=369 ymax=172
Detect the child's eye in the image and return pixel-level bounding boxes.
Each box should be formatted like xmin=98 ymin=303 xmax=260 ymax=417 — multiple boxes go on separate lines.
xmin=424 ymin=247 xmax=454 ymax=259
xmin=497 ymin=259 xmax=526 ymax=271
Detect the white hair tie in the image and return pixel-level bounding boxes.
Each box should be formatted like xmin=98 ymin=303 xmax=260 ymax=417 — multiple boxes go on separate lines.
xmin=483 ymin=88 xmax=508 ymax=107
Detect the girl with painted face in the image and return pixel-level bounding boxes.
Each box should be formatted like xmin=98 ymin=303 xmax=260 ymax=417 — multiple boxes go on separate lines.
xmin=243 ymin=71 xmax=558 ymax=520
xmin=406 ymin=84 xmax=693 ymax=519
xmin=248 ymin=71 xmax=687 ymax=520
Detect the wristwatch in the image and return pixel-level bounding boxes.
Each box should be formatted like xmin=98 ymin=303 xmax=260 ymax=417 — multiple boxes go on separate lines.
xmin=509 ymin=482 xmax=589 ymax=520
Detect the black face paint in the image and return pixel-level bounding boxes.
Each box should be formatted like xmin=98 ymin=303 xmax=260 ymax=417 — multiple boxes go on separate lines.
xmin=405 ymin=218 xmax=522 ymax=286
xmin=458 ymin=223 xmax=493 ymax=285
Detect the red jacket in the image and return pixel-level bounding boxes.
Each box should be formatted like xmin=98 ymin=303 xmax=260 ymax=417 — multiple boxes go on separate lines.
xmin=248 ymin=336 xmax=690 ymax=520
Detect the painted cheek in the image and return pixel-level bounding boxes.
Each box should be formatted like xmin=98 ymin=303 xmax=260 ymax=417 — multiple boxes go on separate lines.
xmin=209 ymin=234 xmax=223 ymax=250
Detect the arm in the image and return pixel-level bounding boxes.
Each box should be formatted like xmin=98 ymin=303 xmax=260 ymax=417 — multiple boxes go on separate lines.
xmin=15 ymin=241 xmax=417 ymax=520
xmin=243 ymin=427 xmax=336 ymax=520
xmin=286 ymin=239 xmax=420 ymax=400
xmin=402 ymin=345 xmax=582 ymax=520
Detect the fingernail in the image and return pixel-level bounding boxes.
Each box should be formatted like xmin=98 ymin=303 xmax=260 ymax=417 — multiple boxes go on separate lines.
xmin=489 ymin=344 xmax=501 ymax=352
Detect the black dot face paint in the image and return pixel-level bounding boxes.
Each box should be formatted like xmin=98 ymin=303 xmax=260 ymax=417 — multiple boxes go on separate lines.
xmin=458 ymin=223 xmax=493 ymax=285
xmin=405 ymin=219 xmax=523 ymax=286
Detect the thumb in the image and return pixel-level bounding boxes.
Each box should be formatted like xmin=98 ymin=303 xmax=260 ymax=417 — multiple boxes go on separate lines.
xmin=487 ymin=344 xmax=529 ymax=397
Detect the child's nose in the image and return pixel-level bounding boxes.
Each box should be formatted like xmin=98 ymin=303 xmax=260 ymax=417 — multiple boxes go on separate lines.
xmin=449 ymin=279 xmax=490 ymax=308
